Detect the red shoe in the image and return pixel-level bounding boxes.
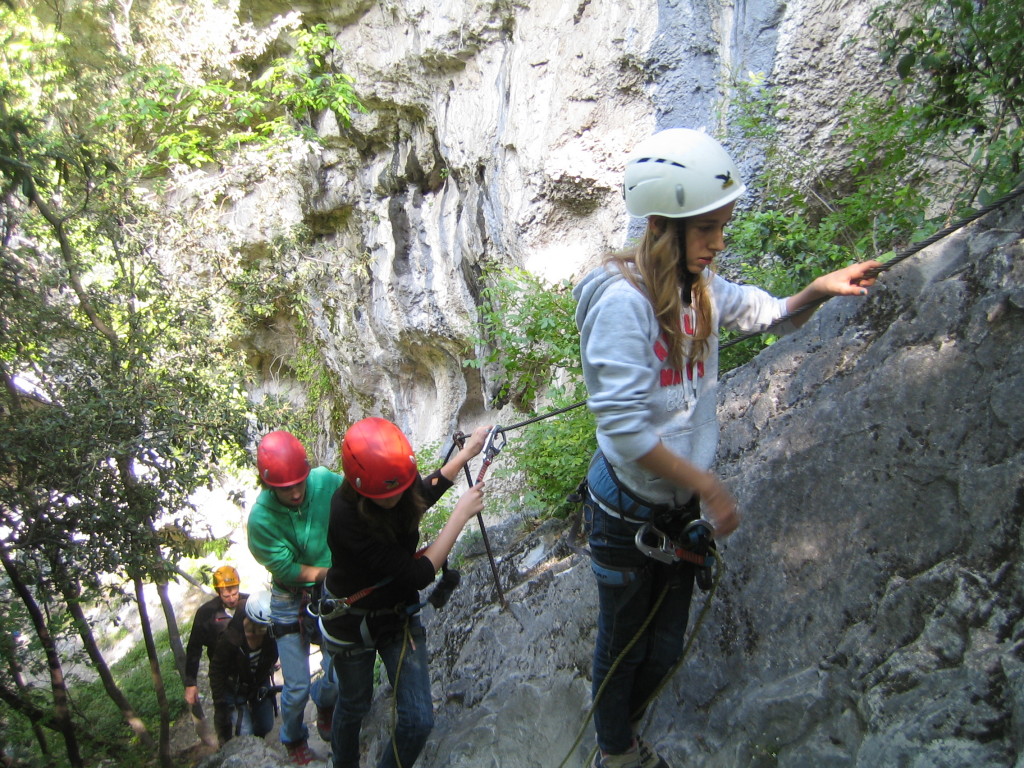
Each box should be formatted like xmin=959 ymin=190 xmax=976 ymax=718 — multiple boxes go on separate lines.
xmin=285 ymin=740 xmax=315 ymax=766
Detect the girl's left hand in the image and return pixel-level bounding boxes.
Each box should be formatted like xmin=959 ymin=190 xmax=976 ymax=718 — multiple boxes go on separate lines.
xmin=814 ymin=260 xmax=884 ymax=297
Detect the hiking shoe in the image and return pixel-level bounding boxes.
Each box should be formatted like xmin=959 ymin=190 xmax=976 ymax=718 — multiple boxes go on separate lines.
xmin=285 ymin=740 xmax=315 ymax=766
xmin=316 ymin=705 xmax=334 ymax=743
xmin=591 ymin=747 xmax=643 ymax=768
xmin=636 ymin=736 xmax=671 ymax=768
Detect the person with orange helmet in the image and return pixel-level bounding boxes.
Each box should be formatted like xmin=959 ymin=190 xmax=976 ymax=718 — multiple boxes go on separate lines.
xmin=183 ymin=565 xmax=247 ymax=744
xmin=321 ymin=417 xmax=490 ymax=768
xmin=247 ymin=430 xmax=342 ymax=765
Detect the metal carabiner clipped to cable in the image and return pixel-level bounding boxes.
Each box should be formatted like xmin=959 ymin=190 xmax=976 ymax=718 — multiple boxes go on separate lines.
xmin=474 ymin=425 xmax=506 ymax=485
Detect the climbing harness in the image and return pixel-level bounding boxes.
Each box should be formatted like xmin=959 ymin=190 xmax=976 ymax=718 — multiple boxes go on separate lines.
xmin=308 ymin=549 xmax=461 ymax=648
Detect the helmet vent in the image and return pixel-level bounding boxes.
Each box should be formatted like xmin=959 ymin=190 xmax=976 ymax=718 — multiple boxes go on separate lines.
xmin=675 ymin=184 xmax=686 ymax=206
xmin=633 ymin=157 xmax=687 ymax=170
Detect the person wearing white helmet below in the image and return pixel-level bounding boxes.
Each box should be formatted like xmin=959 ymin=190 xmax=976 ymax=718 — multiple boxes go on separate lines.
xmin=208 ymin=589 xmax=279 ymax=741
xmin=574 ymin=128 xmax=882 ymax=768
xmin=247 ymin=431 xmax=342 ymax=765
xmin=183 ymin=565 xmax=249 ymax=743
xmin=320 ymin=417 xmax=489 ymax=768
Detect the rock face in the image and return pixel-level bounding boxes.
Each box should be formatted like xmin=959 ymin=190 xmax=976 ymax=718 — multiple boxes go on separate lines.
xmin=172 ymin=0 xmax=886 ymax=453
xmin=407 ymin=193 xmax=1024 ymax=768
xmin=197 ymin=205 xmax=1024 ymax=766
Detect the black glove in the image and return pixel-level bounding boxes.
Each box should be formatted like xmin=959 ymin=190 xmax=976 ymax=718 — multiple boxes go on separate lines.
xmin=427 ymin=566 xmax=461 ymax=609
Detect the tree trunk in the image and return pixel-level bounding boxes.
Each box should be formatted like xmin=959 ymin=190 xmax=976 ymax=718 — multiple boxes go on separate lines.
xmin=157 ymin=580 xmax=187 ymax=679
xmin=0 ymin=546 xmax=83 ymax=768
xmin=2 ymin=636 xmax=51 ymax=756
xmin=133 ymin=576 xmax=172 ymax=768
xmin=156 ymin=577 xmax=218 ymax=748
xmin=65 ymin=597 xmax=156 ymax=748
xmin=48 ymin=550 xmax=156 ymax=749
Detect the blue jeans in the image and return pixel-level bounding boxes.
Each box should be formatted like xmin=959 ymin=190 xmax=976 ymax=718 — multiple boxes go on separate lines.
xmin=586 ymin=494 xmax=696 ymax=755
xmin=221 ymin=692 xmax=276 ymax=738
xmin=272 ymin=586 xmax=340 ymax=745
xmin=328 ymin=619 xmax=434 ymax=768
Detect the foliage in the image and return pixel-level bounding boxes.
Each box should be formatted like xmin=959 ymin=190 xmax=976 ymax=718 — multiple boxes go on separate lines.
xmin=100 ymin=22 xmax=364 ymax=172
xmin=514 ymin=390 xmax=595 ymax=519
xmin=1 ymin=625 xmax=186 ymax=768
xmin=466 ymin=267 xmax=594 ymax=518
xmin=0 ymin=2 xmax=324 ymax=764
xmin=75 ymin=629 xmax=187 ymax=753
xmin=871 ymin=0 xmax=1024 ymax=207
xmin=724 ymin=0 xmax=1023 ymax=349
xmin=466 ymin=267 xmax=583 ymax=410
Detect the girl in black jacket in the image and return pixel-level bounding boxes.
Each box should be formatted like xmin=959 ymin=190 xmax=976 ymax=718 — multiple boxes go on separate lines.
xmin=322 ymin=418 xmax=488 ymax=768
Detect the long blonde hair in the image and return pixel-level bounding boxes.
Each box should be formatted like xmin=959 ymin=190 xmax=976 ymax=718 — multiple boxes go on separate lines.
xmin=606 ymin=216 xmax=713 ymax=369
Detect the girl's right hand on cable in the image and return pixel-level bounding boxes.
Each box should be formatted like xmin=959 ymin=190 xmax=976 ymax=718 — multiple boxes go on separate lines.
xmin=701 ymin=478 xmax=739 ymax=538
xmin=454 ymin=482 xmax=485 ymax=523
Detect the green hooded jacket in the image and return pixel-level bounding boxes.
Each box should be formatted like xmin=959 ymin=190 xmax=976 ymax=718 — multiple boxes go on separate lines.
xmin=247 ymin=466 xmax=343 ymax=588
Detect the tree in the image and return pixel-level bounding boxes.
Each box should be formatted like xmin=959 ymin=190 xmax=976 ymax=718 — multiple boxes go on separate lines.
xmin=0 ymin=1 xmax=312 ymax=762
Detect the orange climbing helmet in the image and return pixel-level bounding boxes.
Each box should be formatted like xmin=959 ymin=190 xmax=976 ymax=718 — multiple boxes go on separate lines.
xmin=211 ymin=565 xmax=240 ymax=589
xmin=256 ymin=430 xmax=311 ymax=487
xmin=341 ymin=418 xmax=418 ymax=499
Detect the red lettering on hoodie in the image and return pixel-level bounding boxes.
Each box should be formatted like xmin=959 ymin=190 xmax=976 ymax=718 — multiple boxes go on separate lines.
xmin=655 ymin=330 xmax=703 ymax=388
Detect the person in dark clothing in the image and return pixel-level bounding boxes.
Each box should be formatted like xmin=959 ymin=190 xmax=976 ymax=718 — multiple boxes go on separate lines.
xmin=183 ymin=565 xmax=248 ymax=743
xmin=321 ymin=417 xmax=489 ymax=768
xmin=208 ymin=589 xmax=279 ymax=740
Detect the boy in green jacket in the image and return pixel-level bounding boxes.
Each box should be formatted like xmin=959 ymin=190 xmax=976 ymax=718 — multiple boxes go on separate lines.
xmin=247 ymin=430 xmax=341 ymax=765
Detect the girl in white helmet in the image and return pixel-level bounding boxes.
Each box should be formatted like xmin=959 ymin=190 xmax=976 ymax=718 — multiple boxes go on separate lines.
xmin=208 ymin=590 xmax=279 ymax=741
xmin=574 ymin=128 xmax=881 ymax=768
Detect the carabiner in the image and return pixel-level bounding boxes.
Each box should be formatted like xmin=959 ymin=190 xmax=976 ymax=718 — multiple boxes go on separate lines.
xmin=482 ymin=425 xmax=506 ymax=460
xmin=634 ymin=523 xmax=678 ymax=564
xmin=635 ymin=521 xmax=714 ymax=567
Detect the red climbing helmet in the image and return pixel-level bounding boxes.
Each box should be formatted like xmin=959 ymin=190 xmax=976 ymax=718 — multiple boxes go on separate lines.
xmin=256 ymin=431 xmax=311 ymax=487
xmin=341 ymin=418 xmax=418 ymax=499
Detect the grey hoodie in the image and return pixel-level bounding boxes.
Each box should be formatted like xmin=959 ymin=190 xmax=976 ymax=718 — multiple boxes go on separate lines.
xmin=573 ymin=263 xmax=791 ymax=507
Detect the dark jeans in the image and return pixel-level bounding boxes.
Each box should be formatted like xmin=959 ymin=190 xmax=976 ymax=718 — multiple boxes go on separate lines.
xmin=329 ymin=619 xmax=433 ymax=768
xmin=220 ymin=692 xmax=275 ymax=739
xmin=586 ymin=494 xmax=696 ymax=755
xmin=213 ymin=699 xmax=233 ymax=744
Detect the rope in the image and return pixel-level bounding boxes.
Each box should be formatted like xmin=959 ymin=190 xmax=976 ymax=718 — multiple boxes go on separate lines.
xmin=390 ymin=620 xmax=413 ymax=768
xmin=555 ymin=581 xmax=670 ymax=768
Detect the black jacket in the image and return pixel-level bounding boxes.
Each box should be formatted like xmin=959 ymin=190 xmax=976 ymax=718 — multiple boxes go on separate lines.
xmin=208 ymin=612 xmax=278 ymax=702
xmin=183 ymin=594 xmax=247 ymax=688
xmin=323 ymin=470 xmax=451 ymax=645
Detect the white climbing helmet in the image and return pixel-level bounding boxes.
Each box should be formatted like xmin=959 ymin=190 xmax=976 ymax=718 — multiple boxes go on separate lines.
xmin=244 ymin=590 xmax=273 ymax=625
xmin=623 ymin=128 xmax=746 ymax=218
